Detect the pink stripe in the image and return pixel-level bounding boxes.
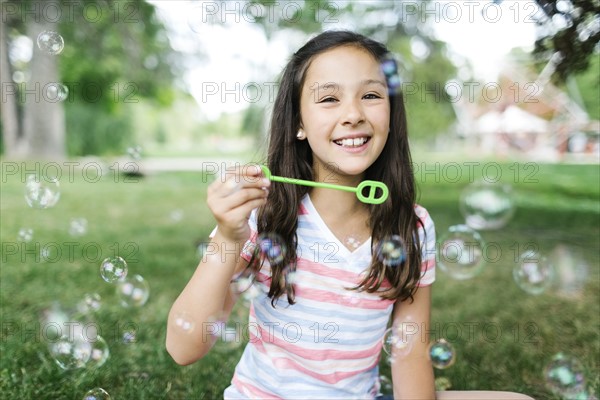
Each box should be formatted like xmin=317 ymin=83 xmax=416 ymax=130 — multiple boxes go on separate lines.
xmin=298 ymin=203 xmax=308 ymax=215
xmin=270 ymin=354 xmax=379 ymax=384
xmin=232 ymin=374 xmax=282 ymax=399
xmin=296 ymin=258 xmax=364 ymax=285
xmin=251 ymin=324 xmax=383 ymax=361
xmin=421 ymin=258 xmax=435 ymax=272
xmin=295 ymin=286 xmax=392 ymax=309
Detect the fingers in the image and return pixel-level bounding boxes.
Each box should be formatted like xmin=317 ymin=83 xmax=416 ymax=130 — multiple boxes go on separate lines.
xmin=210 ymin=164 xmax=269 ymax=198
xmin=207 ymin=164 xmax=271 ymax=235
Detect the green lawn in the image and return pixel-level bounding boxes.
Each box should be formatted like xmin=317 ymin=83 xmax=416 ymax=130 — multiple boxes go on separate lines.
xmin=1 ymin=159 xmax=598 ymax=399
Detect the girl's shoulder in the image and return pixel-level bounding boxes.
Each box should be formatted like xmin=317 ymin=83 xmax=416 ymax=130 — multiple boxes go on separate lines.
xmin=414 ymin=203 xmax=433 ymax=223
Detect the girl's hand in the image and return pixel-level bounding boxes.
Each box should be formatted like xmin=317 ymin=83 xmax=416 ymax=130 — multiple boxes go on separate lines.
xmin=206 ymin=164 xmax=270 ymax=243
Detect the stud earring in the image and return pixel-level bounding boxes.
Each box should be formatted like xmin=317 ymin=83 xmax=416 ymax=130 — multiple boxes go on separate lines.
xmin=296 ymin=130 xmax=306 ymax=140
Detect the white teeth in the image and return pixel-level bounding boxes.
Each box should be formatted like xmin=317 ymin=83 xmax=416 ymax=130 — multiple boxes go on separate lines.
xmin=336 ymin=137 xmax=368 ymax=147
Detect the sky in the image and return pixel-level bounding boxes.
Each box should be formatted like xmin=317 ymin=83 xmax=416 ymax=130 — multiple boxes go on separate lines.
xmin=149 ymin=0 xmax=540 ymax=119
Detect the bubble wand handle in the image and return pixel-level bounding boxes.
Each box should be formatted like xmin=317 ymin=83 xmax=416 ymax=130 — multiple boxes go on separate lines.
xmin=260 ymin=165 xmax=388 ymax=205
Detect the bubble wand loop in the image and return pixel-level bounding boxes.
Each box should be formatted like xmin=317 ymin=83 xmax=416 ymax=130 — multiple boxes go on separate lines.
xmin=260 ymin=166 xmax=389 ymax=205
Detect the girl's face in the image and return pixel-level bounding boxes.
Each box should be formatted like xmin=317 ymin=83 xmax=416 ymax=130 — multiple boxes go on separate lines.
xmin=299 ymin=45 xmax=390 ymax=183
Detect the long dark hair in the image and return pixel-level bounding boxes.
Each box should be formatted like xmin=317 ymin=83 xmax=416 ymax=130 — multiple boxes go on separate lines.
xmin=250 ymin=30 xmax=423 ymax=307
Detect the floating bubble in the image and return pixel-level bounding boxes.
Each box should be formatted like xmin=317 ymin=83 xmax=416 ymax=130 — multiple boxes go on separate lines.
xmin=230 ymin=270 xmax=255 ymax=295
xmin=40 ymin=303 xmax=72 ymax=341
xmin=116 ymin=274 xmax=150 ymax=307
xmin=77 ymin=293 xmax=101 ymax=314
xmin=87 ymin=335 xmax=109 ymax=368
xmin=435 ymin=377 xmax=452 ymax=391
xmin=241 ymin=284 xmax=262 ymax=303
xmin=83 ymin=387 xmax=111 ymax=400
xmin=544 ymin=353 xmax=587 ymax=398
xmin=49 ymin=332 xmax=92 ymax=370
xmin=122 ymin=330 xmax=137 ymax=344
xmin=513 ymin=250 xmax=554 ymax=295
xmin=45 ymin=82 xmax=69 ymax=101
xmin=69 ymin=217 xmax=88 ymax=237
xmin=383 ymin=323 xmax=415 ymax=359
xmin=37 ymin=30 xmax=64 ymax=55
xmin=429 ymin=339 xmax=456 ymax=369
xmin=257 ymin=233 xmax=286 ymax=265
xmin=460 ymin=181 xmax=515 ymax=230
xmin=197 ymin=241 xmax=210 ymax=259
xmin=344 ymin=235 xmax=362 ymax=250
xmin=170 ymin=209 xmax=184 ymax=222
xmin=380 ymin=54 xmax=403 ymax=94
xmin=24 ymin=174 xmax=60 ymax=209
xmin=100 ymin=257 xmax=128 ymax=283
xmin=173 ymin=311 xmax=196 ymax=334
xmin=379 ymin=375 xmax=393 ymax=395
xmin=376 ymin=235 xmax=406 ymax=267
xmin=18 ymin=228 xmax=33 ymax=242
xmin=126 ymin=145 xmax=142 ymax=160
xmin=437 ymin=225 xmax=485 ymax=280
xmin=552 ymin=245 xmax=589 ymax=298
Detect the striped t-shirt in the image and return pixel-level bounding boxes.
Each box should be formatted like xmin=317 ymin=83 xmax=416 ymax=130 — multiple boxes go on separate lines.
xmin=223 ymin=194 xmax=436 ymax=399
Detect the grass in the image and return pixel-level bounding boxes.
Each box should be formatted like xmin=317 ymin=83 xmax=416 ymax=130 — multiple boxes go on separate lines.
xmin=0 ymin=158 xmax=598 ymax=399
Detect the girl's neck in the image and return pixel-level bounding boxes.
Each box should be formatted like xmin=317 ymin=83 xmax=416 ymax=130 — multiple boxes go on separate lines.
xmin=309 ymin=188 xmax=371 ymax=249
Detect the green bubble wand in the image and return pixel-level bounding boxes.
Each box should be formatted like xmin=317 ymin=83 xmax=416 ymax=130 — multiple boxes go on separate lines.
xmin=260 ymin=165 xmax=389 ymax=205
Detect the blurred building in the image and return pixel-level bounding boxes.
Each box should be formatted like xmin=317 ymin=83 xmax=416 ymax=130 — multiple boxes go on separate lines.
xmin=450 ymin=60 xmax=600 ymax=162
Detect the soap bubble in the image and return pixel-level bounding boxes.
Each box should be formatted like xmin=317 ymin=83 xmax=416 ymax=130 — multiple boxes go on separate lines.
xmin=429 ymin=339 xmax=456 ymax=369
xmin=83 ymin=387 xmax=111 ymax=400
xmin=173 ymin=311 xmax=196 ymax=334
xmin=122 ymin=330 xmax=137 ymax=344
xmin=552 ymin=245 xmax=589 ymax=298
xmin=77 ymin=293 xmax=101 ymax=314
xmin=257 ymin=233 xmax=286 ymax=265
xmin=45 ymin=82 xmax=69 ymax=101
xmin=100 ymin=257 xmax=128 ymax=283
xmin=170 ymin=209 xmax=184 ymax=222
xmin=437 ymin=225 xmax=485 ymax=280
xmin=379 ymin=375 xmax=393 ymax=395
xmin=380 ymin=53 xmax=403 ymax=94
xmin=87 ymin=335 xmax=109 ymax=368
xmin=230 ymin=270 xmax=255 ymax=295
xmin=513 ymin=250 xmax=554 ymax=295
xmin=435 ymin=377 xmax=453 ymax=391
xmin=459 ymin=181 xmax=515 ymax=230
xmin=344 ymin=235 xmax=363 ymax=250
xmin=24 ymin=174 xmax=60 ymax=209
xmin=382 ymin=323 xmax=415 ymax=359
xmin=37 ymin=30 xmax=64 ymax=55
xmin=544 ymin=353 xmax=587 ymax=398
xmin=18 ymin=228 xmax=33 ymax=242
xmin=116 ymin=274 xmax=150 ymax=307
xmin=69 ymin=217 xmax=88 ymax=237
xmin=49 ymin=332 xmax=92 ymax=370
xmin=127 ymin=145 xmax=142 ymax=160
xmin=375 ymin=235 xmax=406 ymax=267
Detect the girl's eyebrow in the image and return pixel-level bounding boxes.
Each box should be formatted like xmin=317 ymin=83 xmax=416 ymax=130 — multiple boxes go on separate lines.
xmin=361 ymin=79 xmax=387 ymax=88
xmin=311 ymin=79 xmax=386 ymax=93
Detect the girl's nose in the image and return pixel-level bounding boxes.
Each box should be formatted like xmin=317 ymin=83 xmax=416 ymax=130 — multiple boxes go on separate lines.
xmin=341 ymin=99 xmax=365 ymax=126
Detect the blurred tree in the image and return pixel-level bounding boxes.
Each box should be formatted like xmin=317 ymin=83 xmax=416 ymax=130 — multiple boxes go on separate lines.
xmin=531 ymin=0 xmax=600 ymax=82
xmin=0 ymin=0 xmax=180 ymax=158
xmin=234 ymin=0 xmax=457 ymax=142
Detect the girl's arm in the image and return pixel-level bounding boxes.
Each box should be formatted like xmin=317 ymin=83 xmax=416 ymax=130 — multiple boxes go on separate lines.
xmin=390 ymin=285 xmax=436 ymax=399
xmin=166 ymin=165 xmax=269 ymax=365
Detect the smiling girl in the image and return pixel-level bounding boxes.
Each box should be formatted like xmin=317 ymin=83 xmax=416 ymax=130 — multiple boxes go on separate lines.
xmin=167 ymin=30 xmax=437 ymax=399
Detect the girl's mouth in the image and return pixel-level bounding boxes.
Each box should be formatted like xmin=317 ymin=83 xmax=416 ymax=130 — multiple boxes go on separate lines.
xmin=333 ymin=137 xmax=371 ymax=148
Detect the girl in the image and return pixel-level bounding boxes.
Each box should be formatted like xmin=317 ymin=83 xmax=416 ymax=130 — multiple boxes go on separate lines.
xmin=168 ymin=30 xmax=432 ymax=399
xmin=168 ymin=30 xmax=436 ymax=399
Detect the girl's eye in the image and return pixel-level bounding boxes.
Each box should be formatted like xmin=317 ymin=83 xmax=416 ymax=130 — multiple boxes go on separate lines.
xmin=319 ymin=97 xmax=337 ymax=103
xmin=363 ymin=93 xmax=382 ymax=100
